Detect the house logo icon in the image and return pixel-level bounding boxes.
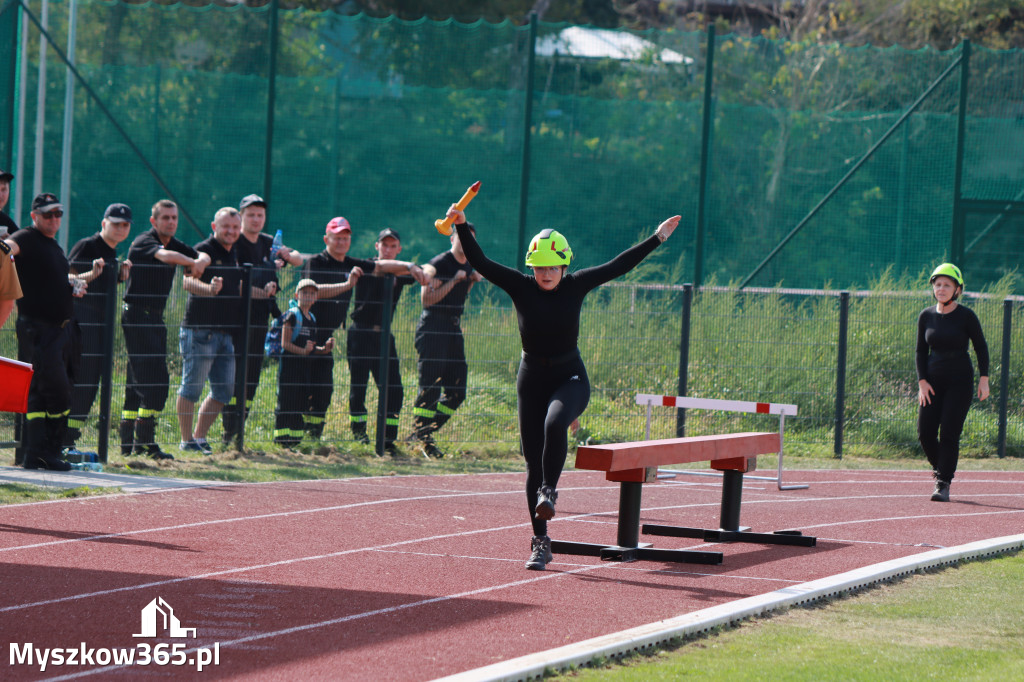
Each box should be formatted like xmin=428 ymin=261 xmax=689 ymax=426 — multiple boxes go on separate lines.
xmin=133 ymin=597 xmax=197 ymax=638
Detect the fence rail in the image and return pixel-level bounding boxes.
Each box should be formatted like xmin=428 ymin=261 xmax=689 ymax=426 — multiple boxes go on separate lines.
xmin=2 ymin=265 xmax=1020 ymax=461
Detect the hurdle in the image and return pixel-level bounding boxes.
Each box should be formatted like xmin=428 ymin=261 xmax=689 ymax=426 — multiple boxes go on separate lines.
xmin=636 ymin=394 xmax=809 ymax=491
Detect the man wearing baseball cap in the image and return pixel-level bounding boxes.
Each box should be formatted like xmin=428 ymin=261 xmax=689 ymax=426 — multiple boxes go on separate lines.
xmin=0 ymin=168 xmax=22 ymax=327
xmin=345 ymin=227 xmax=431 ymax=455
xmin=3 ymin=193 xmax=98 ymax=470
xmin=64 ymin=203 xmax=140 ymax=453
xmin=300 ymin=218 xmax=427 ymax=451
xmin=222 ymin=193 xmax=303 ymax=446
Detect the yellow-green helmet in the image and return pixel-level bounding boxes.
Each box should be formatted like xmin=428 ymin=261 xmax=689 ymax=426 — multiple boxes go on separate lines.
xmin=929 ymin=263 xmax=963 ymax=288
xmin=525 ymin=229 xmax=573 ymax=267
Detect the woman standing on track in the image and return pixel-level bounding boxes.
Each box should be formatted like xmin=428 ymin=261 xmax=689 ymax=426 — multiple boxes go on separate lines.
xmin=447 ymin=206 xmax=680 ymax=569
xmin=916 ymin=262 xmax=989 ymax=502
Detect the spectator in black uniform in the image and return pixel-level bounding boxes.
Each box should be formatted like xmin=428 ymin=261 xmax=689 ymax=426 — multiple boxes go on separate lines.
xmin=346 ymin=227 xmax=430 ymax=455
xmin=273 ymin=277 xmax=357 ymax=447
xmin=0 ymin=168 xmax=23 ymax=327
xmin=300 ymin=218 xmax=426 ymax=446
xmin=409 ymin=223 xmax=482 ymax=458
xmin=448 ymin=205 xmax=680 ymax=570
xmin=4 ymin=193 xmax=98 ymax=470
xmin=176 ymin=207 xmax=244 ymax=455
xmin=916 ymin=262 xmax=989 ymax=502
xmin=120 ymin=199 xmax=210 ymax=459
xmin=65 ymin=203 xmax=133 ymax=449
xmin=221 ymin=193 xmax=304 ymax=445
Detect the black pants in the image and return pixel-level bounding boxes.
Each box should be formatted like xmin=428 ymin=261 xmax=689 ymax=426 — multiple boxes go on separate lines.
xmin=274 ymin=352 xmax=315 ymax=446
xmin=918 ymin=368 xmax=974 ymax=483
xmin=67 ymin=308 xmax=105 ymax=439
xmin=121 ymin=305 xmax=171 ymax=414
xmin=16 ymin=317 xmax=80 ymax=467
xmin=222 ymin=320 xmax=269 ymax=440
xmin=347 ymin=326 xmax=403 ymax=447
xmin=411 ymin=316 xmax=467 ymax=438
xmin=517 ymin=352 xmax=590 ymax=536
xmin=303 ymin=352 xmax=335 ymax=437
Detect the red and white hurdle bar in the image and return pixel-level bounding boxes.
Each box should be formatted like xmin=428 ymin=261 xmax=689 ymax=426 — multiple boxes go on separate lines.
xmin=636 ymin=394 xmax=809 ymax=491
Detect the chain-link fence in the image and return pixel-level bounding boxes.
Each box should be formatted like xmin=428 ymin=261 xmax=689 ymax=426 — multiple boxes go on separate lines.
xmin=2 ymin=270 xmax=1020 ymax=460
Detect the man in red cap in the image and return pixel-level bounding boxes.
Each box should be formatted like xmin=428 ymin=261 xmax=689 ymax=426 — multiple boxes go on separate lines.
xmin=299 ymin=218 xmax=427 ymax=450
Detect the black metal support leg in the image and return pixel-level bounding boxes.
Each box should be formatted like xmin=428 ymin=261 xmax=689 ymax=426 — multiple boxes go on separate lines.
xmin=550 ymin=480 xmax=724 ymax=565
xmin=642 ymin=468 xmax=816 ymax=547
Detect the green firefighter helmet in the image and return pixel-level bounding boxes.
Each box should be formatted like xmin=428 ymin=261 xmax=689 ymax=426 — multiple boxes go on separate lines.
xmin=525 ymin=229 xmax=573 ymax=268
xmin=929 ymin=262 xmax=964 ymax=288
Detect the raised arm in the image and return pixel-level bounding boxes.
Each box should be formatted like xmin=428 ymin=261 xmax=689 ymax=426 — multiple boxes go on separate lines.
xmin=574 ymin=215 xmax=680 ymax=290
xmin=449 ymin=210 xmax=523 ymax=293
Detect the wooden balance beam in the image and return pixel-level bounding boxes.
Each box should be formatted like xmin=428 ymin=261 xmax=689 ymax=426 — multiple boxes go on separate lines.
xmin=551 ymin=432 xmax=815 ymax=565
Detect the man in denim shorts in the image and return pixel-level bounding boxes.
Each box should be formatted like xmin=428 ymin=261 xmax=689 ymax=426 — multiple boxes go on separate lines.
xmin=175 ymin=207 xmax=243 ymax=455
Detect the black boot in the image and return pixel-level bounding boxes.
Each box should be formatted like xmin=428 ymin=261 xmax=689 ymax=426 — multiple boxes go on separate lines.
xmin=525 ymin=535 xmax=553 ymax=571
xmin=119 ymin=419 xmax=136 ymax=457
xmin=351 ymin=422 xmax=369 ymax=445
xmin=535 ymin=485 xmax=558 ymax=521
xmin=931 ymin=480 xmax=950 ymax=502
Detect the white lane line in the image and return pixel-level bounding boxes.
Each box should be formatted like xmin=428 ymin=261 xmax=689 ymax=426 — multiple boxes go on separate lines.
xmin=0 ymin=520 xmax=535 ymax=614
xmin=39 ymin=563 xmax=615 ymax=681
xmin=372 ymin=548 xmax=804 ymax=584
xmin=0 ymin=483 xmax=631 ymax=554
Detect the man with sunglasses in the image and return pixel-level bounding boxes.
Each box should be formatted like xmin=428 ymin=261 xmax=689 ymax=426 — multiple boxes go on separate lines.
xmin=4 ymin=193 xmax=98 ymax=470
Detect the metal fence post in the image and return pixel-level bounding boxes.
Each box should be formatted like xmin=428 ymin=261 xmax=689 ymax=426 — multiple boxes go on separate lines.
xmin=997 ymin=297 xmax=1012 ymax=458
xmin=516 ymin=12 xmax=537 ymax=271
xmin=950 ymin=38 xmax=970 ymax=264
xmin=263 ymin=0 xmax=279 ymax=206
xmin=694 ymin=25 xmax=715 ymax=288
xmin=376 ymin=275 xmax=395 ymax=455
xmin=234 ymin=264 xmax=253 ymax=451
xmin=834 ymin=291 xmax=850 ymax=458
xmin=96 ymin=265 xmax=119 ymax=463
xmin=676 ymin=283 xmax=693 ymax=437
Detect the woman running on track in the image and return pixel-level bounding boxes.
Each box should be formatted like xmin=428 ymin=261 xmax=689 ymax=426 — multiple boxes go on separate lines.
xmin=916 ymin=262 xmax=989 ymax=502
xmin=447 ymin=206 xmax=680 ymax=569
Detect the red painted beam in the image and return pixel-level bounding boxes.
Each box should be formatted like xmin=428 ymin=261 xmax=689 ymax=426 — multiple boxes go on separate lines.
xmin=575 ymin=432 xmax=779 ymax=472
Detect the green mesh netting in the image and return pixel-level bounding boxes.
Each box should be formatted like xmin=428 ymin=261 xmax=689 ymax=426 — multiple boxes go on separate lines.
xmin=3 ymin=1 xmax=1023 ymax=290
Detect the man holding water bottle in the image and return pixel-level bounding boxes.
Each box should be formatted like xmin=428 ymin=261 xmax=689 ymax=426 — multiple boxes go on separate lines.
xmin=221 ymin=193 xmax=304 ymax=445
xmin=64 ymin=203 xmax=135 ymax=451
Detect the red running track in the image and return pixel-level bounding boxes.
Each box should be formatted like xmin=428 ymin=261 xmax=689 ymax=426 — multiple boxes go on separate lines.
xmin=2 ymin=469 xmax=1023 ymax=681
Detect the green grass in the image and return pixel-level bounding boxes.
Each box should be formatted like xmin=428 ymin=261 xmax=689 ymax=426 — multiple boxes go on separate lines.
xmin=554 ymin=552 xmax=1024 ymax=681
xmin=0 ymin=483 xmax=121 ymax=505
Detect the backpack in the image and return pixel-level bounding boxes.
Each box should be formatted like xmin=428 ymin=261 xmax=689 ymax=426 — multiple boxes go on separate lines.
xmin=264 ymin=305 xmax=315 ymax=358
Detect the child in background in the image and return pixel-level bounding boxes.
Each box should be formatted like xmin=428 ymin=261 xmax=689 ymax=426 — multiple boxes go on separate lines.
xmin=274 ymin=279 xmax=335 ymax=447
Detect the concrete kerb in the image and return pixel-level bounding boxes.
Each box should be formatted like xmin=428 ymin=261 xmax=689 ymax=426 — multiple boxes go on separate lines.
xmin=435 ymin=533 xmax=1024 ymax=682
xmin=0 ymin=466 xmax=214 ymax=493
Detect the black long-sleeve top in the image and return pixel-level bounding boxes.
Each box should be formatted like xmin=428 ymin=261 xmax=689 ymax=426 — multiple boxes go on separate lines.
xmin=455 ymin=222 xmax=661 ymax=358
xmin=915 ymin=304 xmax=989 ymax=381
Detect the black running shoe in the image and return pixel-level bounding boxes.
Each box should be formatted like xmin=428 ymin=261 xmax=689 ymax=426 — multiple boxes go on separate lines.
xmin=931 ymin=481 xmax=950 ymax=502
xmin=525 ymin=535 xmax=553 ymax=570
xmin=535 ymin=485 xmax=558 ymax=521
